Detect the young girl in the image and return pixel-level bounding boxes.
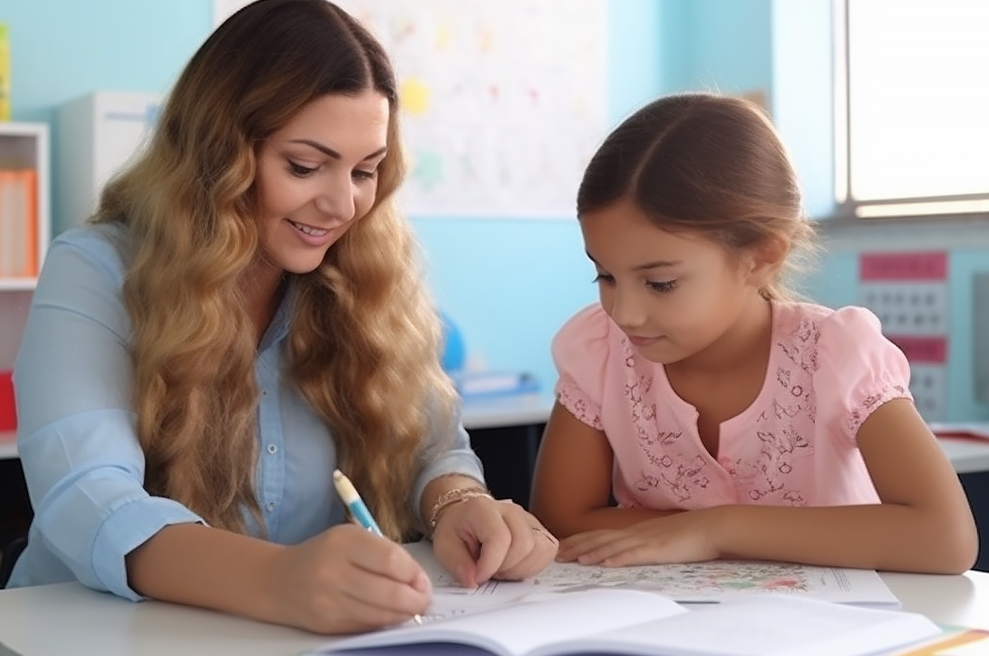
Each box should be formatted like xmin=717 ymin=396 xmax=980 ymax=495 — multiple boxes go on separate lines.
xmin=530 ymin=93 xmax=978 ymax=574
xmin=7 ymin=0 xmax=555 ymax=634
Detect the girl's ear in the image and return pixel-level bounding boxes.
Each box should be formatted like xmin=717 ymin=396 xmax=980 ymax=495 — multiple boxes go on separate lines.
xmin=745 ymin=236 xmax=788 ymax=289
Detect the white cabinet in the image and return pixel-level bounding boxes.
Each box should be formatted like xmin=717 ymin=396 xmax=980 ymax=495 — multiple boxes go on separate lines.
xmin=56 ymin=91 xmax=161 ymax=234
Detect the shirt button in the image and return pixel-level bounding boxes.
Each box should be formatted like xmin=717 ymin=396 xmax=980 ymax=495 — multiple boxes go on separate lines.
xmin=267 ymin=444 xmax=278 ymax=455
xmin=261 ymin=390 xmax=268 ymax=396
xmin=266 ymin=501 xmax=276 ymax=512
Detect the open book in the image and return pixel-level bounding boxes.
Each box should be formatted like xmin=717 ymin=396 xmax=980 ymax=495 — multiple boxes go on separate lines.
xmin=307 ymin=588 xmax=941 ymax=656
xmin=402 ymin=541 xmax=901 ymax=616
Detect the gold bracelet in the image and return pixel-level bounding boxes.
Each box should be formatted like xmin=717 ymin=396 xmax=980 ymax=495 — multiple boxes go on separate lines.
xmin=427 ymin=487 xmax=494 ymax=531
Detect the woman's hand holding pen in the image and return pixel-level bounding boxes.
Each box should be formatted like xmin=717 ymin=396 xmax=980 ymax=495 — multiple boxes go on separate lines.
xmin=263 ymin=524 xmax=431 ymax=635
xmin=431 ymin=496 xmax=559 ymax=588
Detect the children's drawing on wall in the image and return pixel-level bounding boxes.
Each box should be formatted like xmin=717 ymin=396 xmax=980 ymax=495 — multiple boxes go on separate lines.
xmin=857 ymin=252 xmax=949 ymax=421
xmin=213 ymin=0 xmax=609 ymax=218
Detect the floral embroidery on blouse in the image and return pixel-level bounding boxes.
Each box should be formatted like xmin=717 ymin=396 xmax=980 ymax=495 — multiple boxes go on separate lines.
xmin=844 ymin=383 xmax=908 ymax=437
xmin=621 ymin=340 xmax=713 ymax=503
xmin=633 ymin=456 xmax=710 ymax=503
xmin=556 ymin=373 xmax=604 ymax=430
xmin=777 ymin=317 xmax=822 ymax=375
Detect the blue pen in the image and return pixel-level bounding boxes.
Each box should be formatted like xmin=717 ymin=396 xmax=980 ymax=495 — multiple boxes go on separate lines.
xmin=332 ymin=469 xmax=385 ymax=537
xmin=332 ymin=469 xmax=423 ymax=625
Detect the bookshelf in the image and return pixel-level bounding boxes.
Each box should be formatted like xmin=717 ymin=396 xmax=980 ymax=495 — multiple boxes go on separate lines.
xmin=0 ymin=121 xmax=48 ymax=290
xmin=0 ymin=123 xmax=48 ymax=419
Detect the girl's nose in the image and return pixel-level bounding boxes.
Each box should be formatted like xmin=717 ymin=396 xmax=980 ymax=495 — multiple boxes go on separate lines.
xmin=609 ymin=287 xmax=648 ymax=329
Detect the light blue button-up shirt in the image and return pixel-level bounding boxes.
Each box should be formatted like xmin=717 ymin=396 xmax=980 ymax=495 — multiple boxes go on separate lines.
xmin=7 ymin=225 xmax=484 ymax=599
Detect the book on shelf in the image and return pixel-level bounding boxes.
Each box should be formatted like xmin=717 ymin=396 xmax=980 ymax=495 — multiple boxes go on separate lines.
xmin=0 ymin=23 xmax=9 ymax=122
xmin=0 ymin=168 xmax=38 ymax=278
xmin=307 ymin=588 xmax=942 ymax=656
xmin=928 ymin=422 xmax=989 ymax=442
xmin=0 ymin=370 xmax=15 ymax=432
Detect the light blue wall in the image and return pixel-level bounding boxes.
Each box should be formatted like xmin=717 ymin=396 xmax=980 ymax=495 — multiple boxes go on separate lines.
xmin=1 ymin=0 xmax=209 ymax=122
xmin=661 ymin=0 xmax=772 ymax=95
xmin=3 ymin=0 xmax=987 ymax=419
xmin=0 ymin=0 xmax=664 ymax=394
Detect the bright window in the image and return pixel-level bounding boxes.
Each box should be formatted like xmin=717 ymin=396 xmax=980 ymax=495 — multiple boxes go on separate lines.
xmin=837 ymin=0 xmax=989 ymax=217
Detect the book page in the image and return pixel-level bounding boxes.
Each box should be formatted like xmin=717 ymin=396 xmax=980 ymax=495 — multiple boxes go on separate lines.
xmin=542 ymin=595 xmax=941 ymax=656
xmin=427 ymin=556 xmax=899 ymax=608
xmin=311 ymin=588 xmax=686 ymax=656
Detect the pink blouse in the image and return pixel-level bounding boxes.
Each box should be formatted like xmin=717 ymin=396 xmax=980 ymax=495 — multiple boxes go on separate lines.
xmin=552 ymin=302 xmax=912 ymax=510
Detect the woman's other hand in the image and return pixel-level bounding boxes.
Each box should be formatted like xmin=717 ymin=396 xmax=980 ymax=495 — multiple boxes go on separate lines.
xmin=431 ymin=497 xmax=558 ymax=588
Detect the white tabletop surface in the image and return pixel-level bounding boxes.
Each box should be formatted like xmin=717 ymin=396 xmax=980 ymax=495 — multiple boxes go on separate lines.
xmin=939 ymin=437 xmax=989 ymax=475
xmin=460 ymin=394 xmax=554 ymax=429
xmin=0 ymin=568 xmax=987 ymax=656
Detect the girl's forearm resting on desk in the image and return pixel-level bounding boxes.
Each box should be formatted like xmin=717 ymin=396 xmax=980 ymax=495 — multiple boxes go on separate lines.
xmin=556 ymin=507 xmax=685 ymax=534
xmin=559 ymin=501 xmax=977 ymax=575
xmin=549 ymin=400 xmax=978 ymax=574
xmin=708 ymin=502 xmax=978 ymax=574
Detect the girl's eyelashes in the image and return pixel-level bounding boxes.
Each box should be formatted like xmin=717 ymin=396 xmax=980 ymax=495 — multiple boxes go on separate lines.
xmin=592 ymin=273 xmax=679 ymax=294
xmin=648 ymin=279 xmax=679 ymax=293
xmin=352 ymin=168 xmax=377 ymax=181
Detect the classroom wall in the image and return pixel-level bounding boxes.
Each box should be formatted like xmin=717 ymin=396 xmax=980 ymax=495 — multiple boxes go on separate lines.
xmin=661 ymin=0 xmax=772 ymax=96
xmin=0 ymin=0 xmax=666 ymax=396
xmin=2 ymin=0 xmax=987 ymax=420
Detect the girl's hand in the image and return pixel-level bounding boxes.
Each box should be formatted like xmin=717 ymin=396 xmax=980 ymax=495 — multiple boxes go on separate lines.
xmin=556 ymin=509 xmax=722 ymax=566
xmin=264 ymin=523 xmax=432 ymax=634
xmin=431 ymin=497 xmax=558 ymax=587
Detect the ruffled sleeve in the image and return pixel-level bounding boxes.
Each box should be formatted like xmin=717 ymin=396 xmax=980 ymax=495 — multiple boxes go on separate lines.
xmin=813 ymin=306 xmax=913 ymax=441
xmin=551 ymin=304 xmax=614 ymax=430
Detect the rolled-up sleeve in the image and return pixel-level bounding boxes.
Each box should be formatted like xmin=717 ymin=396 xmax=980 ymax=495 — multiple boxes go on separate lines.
xmin=14 ymin=229 xmax=202 ymax=600
xmin=411 ymin=396 xmax=485 ymax=514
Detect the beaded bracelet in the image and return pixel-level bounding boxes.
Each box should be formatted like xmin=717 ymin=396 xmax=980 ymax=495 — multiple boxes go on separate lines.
xmin=427 ymin=487 xmax=494 ymax=532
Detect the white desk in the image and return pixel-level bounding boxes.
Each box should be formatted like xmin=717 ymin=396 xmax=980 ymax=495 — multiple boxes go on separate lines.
xmin=940 ymin=438 xmax=989 ymax=475
xmin=461 ymin=395 xmax=554 ymax=430
xmin=0 ymin=570 xmax=987 ymax=656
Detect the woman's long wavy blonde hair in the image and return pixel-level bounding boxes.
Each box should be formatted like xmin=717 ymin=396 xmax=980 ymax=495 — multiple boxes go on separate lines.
xmin=93 ymin=0 xmax=454 ymax=539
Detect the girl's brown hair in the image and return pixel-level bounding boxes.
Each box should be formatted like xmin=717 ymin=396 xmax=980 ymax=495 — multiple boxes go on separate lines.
xmin=577 ymin=93 xmax=815 ymax=300
xmin=95 ymin=0 xmax=452 ymax=539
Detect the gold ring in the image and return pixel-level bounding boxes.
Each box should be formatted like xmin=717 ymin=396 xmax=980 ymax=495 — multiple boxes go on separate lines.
xmin=532 ymin=527 xmax=558 ymax=543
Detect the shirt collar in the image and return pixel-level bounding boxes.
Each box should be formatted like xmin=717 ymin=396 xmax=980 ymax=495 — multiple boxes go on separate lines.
xmin=259 ymin=278 xmax=295 ymax=352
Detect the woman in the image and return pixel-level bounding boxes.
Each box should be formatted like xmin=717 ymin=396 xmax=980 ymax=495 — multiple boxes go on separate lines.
xmin=8 ymin=0 xmax=556 ymax=634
